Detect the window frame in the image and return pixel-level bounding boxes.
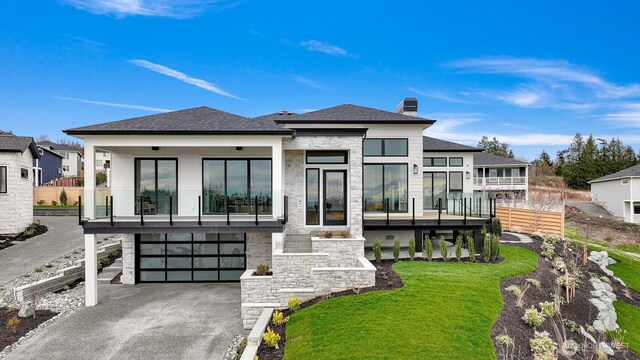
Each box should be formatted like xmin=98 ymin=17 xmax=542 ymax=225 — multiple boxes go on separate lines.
xmin=62 ymin=165 xmax=69 ymax=172
xmin=305 ymin=150 xmax=348 ymax=164
xmin=305 ymin=168 xmax=320 ymax=225
xmin=0 ymin=166 xmax=7 ymax=193
xmin=449 ymin=157 xmax=463 ymax=167
xmin=423 ymin=157 xmax=447 ymax=167
xmin=20 ymin=167 xmax=29 ymax=180
xmin=363 ymin=138 xmax=408 ymax=157
xmin=634 ymin=204 xmax=640 ymax=215
xmin=423 ymin=171 xmax=448 ymax=210
xmin=363 ymin=163 xmax=409 ymax=213
xmin=449 ymin=171 xmax=464 ymax=192
xmin=134 ymin=158 xmax=179 ymax=215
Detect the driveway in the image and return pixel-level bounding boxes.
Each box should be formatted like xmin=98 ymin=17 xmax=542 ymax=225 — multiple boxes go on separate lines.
xmin=566 ymin=201 xmax=618 ymax=221
xmin=6 ymin=283 xmax=244 ymax=360
xmin=0 ymin=216 xmax=84 ymax=284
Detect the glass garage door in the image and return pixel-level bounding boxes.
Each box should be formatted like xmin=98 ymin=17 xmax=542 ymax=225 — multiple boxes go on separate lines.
xmin=136 ymin=233 xmax=246 ymax=283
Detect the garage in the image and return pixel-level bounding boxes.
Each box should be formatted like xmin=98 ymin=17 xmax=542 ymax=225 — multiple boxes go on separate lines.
xmin=135 ymin=233 xmax=246 ymax=283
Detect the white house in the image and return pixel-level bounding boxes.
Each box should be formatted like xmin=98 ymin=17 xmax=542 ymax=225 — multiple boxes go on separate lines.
xmin=590 ymin=164 xmax=640 ymax=224
xmin=64 ymin=98 xmax=496 ymax=328
xmin=38 ymin=141 xmax=84 ymax=177
xmin=0 ymin=131 xmax=39 ymax=235
xmin=473 ymin=152 xmax=529 ymax=203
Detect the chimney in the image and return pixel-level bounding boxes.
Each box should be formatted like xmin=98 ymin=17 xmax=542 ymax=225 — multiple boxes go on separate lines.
xmin=396 ymin=97 xmax=418 ymax=117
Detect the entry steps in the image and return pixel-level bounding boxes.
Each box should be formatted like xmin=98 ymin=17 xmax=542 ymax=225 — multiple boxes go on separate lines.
xmin=97 ymin=257 xmax=122 ymax=284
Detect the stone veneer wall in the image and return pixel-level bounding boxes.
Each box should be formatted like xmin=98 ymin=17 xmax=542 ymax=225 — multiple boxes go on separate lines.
xmin=121 ymin=234 xmax=135 ymax=284
xmin=0 ymin=151 xmax=34 ymax=235
xmin=240 ymin=235 xmax=375 ymax=329
xmin=282 ymin=136 xmax=363 ymax=237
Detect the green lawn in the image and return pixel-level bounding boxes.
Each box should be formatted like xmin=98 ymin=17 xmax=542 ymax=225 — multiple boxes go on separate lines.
xmin=283 ymin=246 xmax=538 ymax=360
xmin=608 ymin=254 xmax=640 ymax=293
xmin=33 ymin=205 xmax=79 ymax=209
xmin=614 ymin=301 xmax=640 ymax=355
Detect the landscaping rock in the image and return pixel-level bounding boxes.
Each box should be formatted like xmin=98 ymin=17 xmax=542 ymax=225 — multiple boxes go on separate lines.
xmin=17 ymin=306 xmax=34 ymax=318
xmin=580 ymin=326 xmax=596 ymax=344
xmin=589 ymin=278 xmax=619 ymax=332
xmin=587 ymin=250 xmax=626 ymax=286
xmin=599 ymin=342 xmax=614 ymax=356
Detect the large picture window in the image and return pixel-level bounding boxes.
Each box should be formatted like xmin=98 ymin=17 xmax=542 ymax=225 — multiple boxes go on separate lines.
xmin=424 ymin=172 xmax=447 ymax=210
xmin=363 ymin=164 xmax=408 ymax=212
xmin=363 ymin=139 xmax=408 ymax=156
xmin=202 ymin=159 xmax=272 ymax=215
xmin=449 ymin=172 xmax=463 ymax=192
xmin=135 ymin=159 xmax=178 ymax=215
xmin=0 ymin=166 xmax=6 ymax=193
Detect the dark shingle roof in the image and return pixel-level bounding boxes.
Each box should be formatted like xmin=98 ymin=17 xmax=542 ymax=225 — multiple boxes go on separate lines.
xmin=0 ymin=133 xmax=39 ymax=158
xmin=423 ymin=136 xmax=482 ymax=152
xmin=37 ymin=146 xmax=64 ymax=158
xmin=473 ymin=152 xmax=528 ymax=166
xmin=252 ymin=111 xmax=300 ymax=122
xmin=589 ymin=164 xmax=640 ymax=183
xmin=271 ymin=104 xmax=435 ymax=124
xmin=64 ymin=107 xmax=293 ymax=136
xmin=37 ymin=141 xmax=75 ymax=151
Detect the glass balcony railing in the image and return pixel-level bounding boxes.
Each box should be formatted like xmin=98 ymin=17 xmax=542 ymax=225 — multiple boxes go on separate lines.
xmin=446 ymin=192 xmax=492 ymax=218
xmin=473 ymin=177 xmax=527 ymax=186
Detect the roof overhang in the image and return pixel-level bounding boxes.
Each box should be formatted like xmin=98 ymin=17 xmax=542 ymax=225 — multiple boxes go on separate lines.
xmin=589 ymin=176 xmax=638 ymax=184
xmin=63 ymin=129 xmax=295 ymax=136
xmin=293 ymin=128 xmax=368 ymax=137
xmin=275 ymin=119 xmax=435 ymax=125
xmin=423 ymin=149 xmax=484 ymax=153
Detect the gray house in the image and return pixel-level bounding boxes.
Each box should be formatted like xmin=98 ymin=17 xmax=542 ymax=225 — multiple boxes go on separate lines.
xmin=590 ymin=164 xmax=640 ymax=224
xmin=33 ymin=146 xmax=63 ymax=186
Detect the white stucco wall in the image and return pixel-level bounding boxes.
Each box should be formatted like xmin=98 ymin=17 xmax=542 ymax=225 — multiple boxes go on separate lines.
xmin=0 ymin=151 xmax=34 ymax=234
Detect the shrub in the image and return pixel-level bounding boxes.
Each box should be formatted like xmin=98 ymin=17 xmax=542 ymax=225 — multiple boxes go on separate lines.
xmin=44 ymin=263 xmax=53 ymax=268
xmin=483 ymin=236 xmax=491 ymax=263
xmin=563 ymin=319 xmax=579 ymax=333
xmin=59 ymin=189 xmax=68 ymax=206
xmin=439 ymin=236 xmax=447 ymax=261
xmin=556 ymin=275 xmax=577 ymax=289
xmin=96 ymin=171 xmax=107 ymax=185
xmin=539 ymin=301 xmax=555 ymax=317
xmin=35 ymin=267 xmax=43 ymax=273
xmin=408 ymin=235 xmax=415 ymax=260
xmin=505 ymin=285 xmax=522 ymax=297
xmin=481 ymin=225 xmax=487 ymax=243
xmin=5 ymin=316 xmax=20 ymax=334
xmin=466 ymin=234 xmax=475 ymax=262
xmin=50 ymin=200 xmax=58 ymax=206
xmin=262 ymin=327 xmax=280 ymax=348
xmin=271 ymin=310 xmax=288 ymax=326
xmin=425 ymin=237 xmax=433 ymax=261
xmin=490 ymin=235 xmax=500 ymax=261
xmin=526 ymin=278 xmax=541 ymax=288
xmin=36 ymin=199 xmax=45 ymax=206
xmin=373 ymin=239 xmax=382 ymax=264
xmin=544 ymin=234 xmax=561 ymax=245
xmin=255 ymin=264 xmax=270 ymax=276
xmin=392 ymin=237 xmax=400 ymax=262
xmin=552 ymin=258 xmax=566 ymax=272
xmin=529 ymin=331 xmax=557 ymax=359
xmin=339 ymin=231 xmax=350 ymax=238
xmin=455 ymin=236 xmax=462 ymax=262
xmin=287 ymin=297 xmax=301 ymax=312
xmin=495 ymin=334 xmax=513 ymax=347
xmin=541 ymin=242 xmax=555 ymax=259
xmin=62 ymin=284 xmax=71 ymax=292
xmin=522 ymin=306 xmax=545 ymax=328
xmin=491 ymin=218 xmax=502 ymax=237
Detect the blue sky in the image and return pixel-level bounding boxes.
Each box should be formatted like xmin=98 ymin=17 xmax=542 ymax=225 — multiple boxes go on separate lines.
xmin=1 ymin=1 xmax=639 ymax=160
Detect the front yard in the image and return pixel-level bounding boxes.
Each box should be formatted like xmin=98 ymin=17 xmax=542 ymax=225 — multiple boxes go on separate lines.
xmin=283 ymin=246 xmax=537 ymax=359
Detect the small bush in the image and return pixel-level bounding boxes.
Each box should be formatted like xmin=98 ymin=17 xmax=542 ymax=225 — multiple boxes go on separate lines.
xmin=425 ymin=237 xmax=433 ymax=261
xmin=541 ymin=242 xmax=555 ymax=259
xmin=526 ymin=278 xmax=541 ymax=288
xmin=35 ymin=267 xmax=43 ymax=273
xmin=59 ymin=189 xmax=68 ymax=206
xmin=552 ymin=258 xmax=566 ymax=272
xmin=522 ymin=306 xmax=545 ymax=328
xmin=44 ymin=263 xmax=53 ymax=268
xmin=255 ymin=264 xmax=270 ymax=276
xmin=287 ymin=297 xmax=301 ymax=312
xmin=455 ymin=236 xmax=462 ymax=262
xmin=529 ymin=331 xmax=557 ymax=358
xmin=599 ymin=276 xmax=611 ymax=284
xmin=505 ymin=285 xmax=522 ymax=297
xmin=5 ymin=316 xmax=20 ymax=334
xmin=96 ymin=171 xmax=107 ymax=185
xmin=62 ymin=284 xmax=71 ymax=292
xmin=50 ymin=200 xmax=58 ymax=206
xmin=339 ymin=231 xmax=350 ymax=238
xmin=37 ymin=199 xmax=45 ymax=206
xmin=495 ymin=334 xmax=513 ymax=347
xmin=491 ymin=218 xmax=502 ymax=237
xmin=481 ymin=225 xmax=487 ymax=243
xmin=544 ymin=234 xmax=561 ymax=245
xmin=439 ymin=236 xmax=447 ymax=261
xmin=408 ymin=235 xmax=415 ymax=260
xmin=466 ymin=234 xmax=475 ymax=262
xmin=262 ymin=327 xmax=280 ymax=348
xmin=539 ymin=301 xmax=555 ymax=317
xmin=490 ymin=235 xmax=500 ymax=261
xmin=392 ymin=237 xmax=400 ymax=262
xmin=322 ymin=231 xmax=333 ymax=239
xmin=549 ymin=293 xmax=565 ymax=306
xmin=563 ymin=319 xmax=580 ymax=333
xmin=483 ymin=236 xmax=491 ymax=263
xmin=373 ymin=238 xmax=382 ymax=264
xmin=271 ymin=310 xmax=289 ymax=326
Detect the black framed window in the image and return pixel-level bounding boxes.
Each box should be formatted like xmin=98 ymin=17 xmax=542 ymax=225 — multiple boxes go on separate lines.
xmin=449 ymin=157 xmax=463 ymax=167
xmin=363 ymin=139 xmax=408 ymax=156
xmin=634 ymin=204 xmax=640 ymax=215
xmin=449 ymin=172 xmax=464 ymax=192
xmin=202 ymin=159 xmax=272 ymax=215
xmin=306 ymin=169 xmax=320 ymax=225
xmin=20 ymin=168 xmax=29 ymax=180
xmin=423 ymin=157 xmax=447 ymax=167
xmin=306 ymin=151 xmax=348 ymax=164
xmin=363 ymin=163 xmax=408 ymax=212
xmin=134 ymin=158 xmax=178 ymax=215
xmin=0 ymin=166 xmax=6 ymax=193
xmin=424 ymin=172 xmax=447 ymax=210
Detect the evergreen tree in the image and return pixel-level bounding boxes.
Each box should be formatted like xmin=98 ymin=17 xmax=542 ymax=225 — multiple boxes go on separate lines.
xmin=477 ymin=136 xmax=514 ymax=158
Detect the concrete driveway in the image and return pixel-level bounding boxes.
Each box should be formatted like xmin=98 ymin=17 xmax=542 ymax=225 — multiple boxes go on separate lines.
xmin=0 ymin=216 xmax=84 ymax=284
xmin=6 ymin=283 xmax=245 ymax=360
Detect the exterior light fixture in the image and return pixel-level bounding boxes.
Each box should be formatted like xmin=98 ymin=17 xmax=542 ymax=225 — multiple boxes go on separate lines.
xmin=236 ymin=147 xmax=243 ymax=151
xmin=413 ymin=164 xmax=419 ymax=174
xmin=152 ymin=146 xmax=160 ymax=151
xmin=466 ymin=171 xmax=471 ymax=179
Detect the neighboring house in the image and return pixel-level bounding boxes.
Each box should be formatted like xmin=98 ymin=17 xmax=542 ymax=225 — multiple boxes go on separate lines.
xmin=589 ymin=164 xmax=640 ymax=224
xmin=95 ymin=149 xmax=110 ymax=172
xmin=473 ymin=152 xmax=529 ymax=203
xmin=64 ymin=99 xmax=495 ymax=328
xmin=33 ymin=145 xmax=63 ymax=186
xmin=38 ymin=141 xmax=84 ymax=177
xmin=0 ymin=131 xmax=39 ymax=234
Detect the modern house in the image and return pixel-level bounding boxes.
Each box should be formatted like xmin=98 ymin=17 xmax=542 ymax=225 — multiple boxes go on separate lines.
xmin=95 ymin=149 xmax=111 ymax=171
xmin=473 ymin=152 xmax=529 ymax=203
xmin=589 ymin=164 xmax=640 ymax=224
xmin=64 ymin=99 xmax=495 ymax=328
xmin=0 ymin=131 xmax=39 ymax=234
xmin=38 ymin=141 xmax=84 ymax=177
xmin=33 ymin=145 xmax=63 ymax=186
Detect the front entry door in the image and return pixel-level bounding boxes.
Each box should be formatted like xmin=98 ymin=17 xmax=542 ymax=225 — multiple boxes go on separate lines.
xmin=323 ymin=170 xmax=347 ymax=225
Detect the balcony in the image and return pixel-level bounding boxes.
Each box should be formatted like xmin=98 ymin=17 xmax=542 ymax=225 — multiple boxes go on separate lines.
xmin=473 ymin=176 xmax=527 ymax=188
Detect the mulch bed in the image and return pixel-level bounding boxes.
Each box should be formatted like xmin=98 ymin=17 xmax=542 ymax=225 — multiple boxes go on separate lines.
xmin=0 ymin=307 xmax=57 ymax=350
xmin=492 ymin=238 xmax=640 ymax=359
xmin=0 ymin=224 xmax=48 ymax=251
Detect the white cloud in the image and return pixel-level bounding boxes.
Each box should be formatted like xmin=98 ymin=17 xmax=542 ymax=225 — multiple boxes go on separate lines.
xmin=54 ymin=96 xmax=173 ymax=112
xmin=408 ymin=87 xmax=472 ymax=104
xmin=602 ymin=103 xmax=640 ymax=128
xmin=62 ymin=0 xmax=228 ymax=18
xmin=128 ymin=59 xmax=244 ymax=100
xmin=300 ymin=40 xmax=350 ymax=57
xmin=291 ymin=75 xmax=325 ymax=90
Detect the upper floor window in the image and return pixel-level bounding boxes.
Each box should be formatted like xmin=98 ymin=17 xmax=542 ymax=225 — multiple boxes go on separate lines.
xmin=62 ymin=165 xmax=70 ymax=172
xmin=423 ymin=157 xmax=447 ymax=167
xmin=363 ymin=139 xmax=408 ymax=157
xmin=97 ymin=160 xmax=103 ymax=167
xmin=306 ymin=151 xmax=348 ymax=164
xmin=449 ymin=172 xmax=463 ymax=192
xmin=634 ymin=204 xmax=640 ymax=215
xmin=0 ymin=166 xmax=6 ymax=193
xmin=449 ymin=157 xmax=463 ymax=167
xmin=20 ymin=168 xmax=29 ymax=180
xmin=63 ymin=152 xmax=70 ymax=159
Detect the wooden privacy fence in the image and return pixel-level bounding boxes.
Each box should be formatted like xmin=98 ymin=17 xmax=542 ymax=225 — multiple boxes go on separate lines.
xmin=34 ymin=186 xmax=84 ymax=205
xmin=496 ymin=207 xmax=564 ymax=238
